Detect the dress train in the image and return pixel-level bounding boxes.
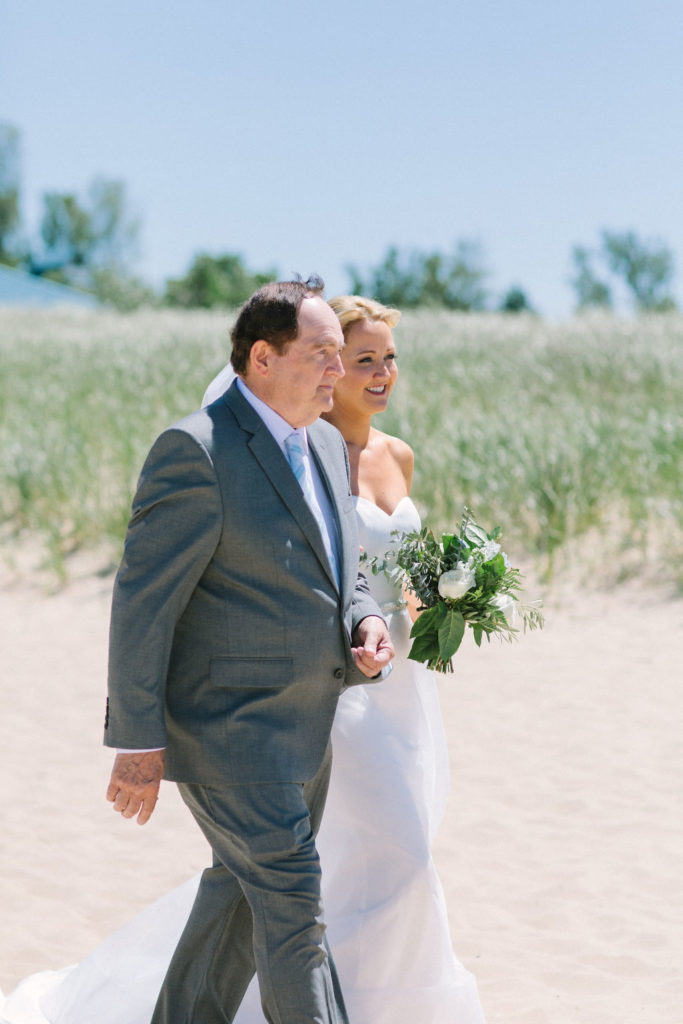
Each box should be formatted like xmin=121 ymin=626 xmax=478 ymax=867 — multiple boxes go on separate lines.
xmin=1 ymin=497 xmax=485 ymax=1024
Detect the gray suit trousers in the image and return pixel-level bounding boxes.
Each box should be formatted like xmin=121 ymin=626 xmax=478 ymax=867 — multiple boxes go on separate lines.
xmin=150 ymin=745 xmax=348 ymax=1024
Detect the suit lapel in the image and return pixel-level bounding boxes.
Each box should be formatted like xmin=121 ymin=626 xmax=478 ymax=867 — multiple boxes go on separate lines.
xmin=223 ymin=383 xmax=340 ymax=591
xmin=308 ymin=423 xmax=354 ymax=600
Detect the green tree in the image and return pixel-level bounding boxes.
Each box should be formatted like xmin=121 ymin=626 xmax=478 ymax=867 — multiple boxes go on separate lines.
xmin=0 ymin=124 xmax=152 ymax=308
xmin=0 ymin=123 xmax=22 ymax=265
xmin=602 ymin=230 xmax=676 ymax=311
xmin=347 ymin=246 xmax=418 ymax=307
xmin=164 ymin=252 xmax=276 ymax=308
xmin=35 ymin=177 xmax=139 ymax=282
xmin=90 ymin=266 xmax=157 ymax=311
xmin=499 ymin=285 xmax=534 ymax=313
xmin=38 ymin=192 xmax=93 ymax=272
xmin=570 ymin=246 xmax=612 ymax=310
xmin=347 ymin=241 xmax=488 ymax=310
xmin=421 ymin=242 xmax=488 ymax=310
xmin=570 ymin=232 xmax=677 ymax=313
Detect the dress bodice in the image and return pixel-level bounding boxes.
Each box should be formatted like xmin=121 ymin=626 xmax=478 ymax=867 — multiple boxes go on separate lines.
xmin=354 ymin=495 xmax=420 ymax=612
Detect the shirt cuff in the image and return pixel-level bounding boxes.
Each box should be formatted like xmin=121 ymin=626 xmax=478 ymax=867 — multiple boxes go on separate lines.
xmin=116 ymin=747 xmax=165 ymax=754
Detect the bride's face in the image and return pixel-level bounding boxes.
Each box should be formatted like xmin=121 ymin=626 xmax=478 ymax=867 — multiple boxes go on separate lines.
xmin=334 ymin=319 xmax=398 ymax=416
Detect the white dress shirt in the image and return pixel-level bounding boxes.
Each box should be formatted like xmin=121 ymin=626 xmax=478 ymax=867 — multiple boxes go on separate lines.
xmin=235 ymin=378 xmax=341 ymax=578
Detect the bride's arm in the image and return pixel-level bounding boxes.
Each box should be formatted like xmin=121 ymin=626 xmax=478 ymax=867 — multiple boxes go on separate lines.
xmin=403 ymin=585 xmax=422 ymax=623
xmin=388 ymin=436 xmax=420 ymax=620
xmin=387 ymin=434 xmax=414 ymax=493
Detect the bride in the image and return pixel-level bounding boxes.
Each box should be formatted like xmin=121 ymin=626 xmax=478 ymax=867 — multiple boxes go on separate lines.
xmin=1 ymin=296 xmax=485 ymax=1024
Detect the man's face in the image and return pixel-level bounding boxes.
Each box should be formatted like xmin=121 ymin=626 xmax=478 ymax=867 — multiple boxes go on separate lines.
xmin=260 ymin=296 xmax=345 ymax=427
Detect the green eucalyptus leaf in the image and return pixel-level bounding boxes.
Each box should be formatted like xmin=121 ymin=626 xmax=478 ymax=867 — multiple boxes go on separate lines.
xmin=410 ymin=601 xmax=447 ymax=638
xmin=408 ymin=634 xmax=439 ymax=663
xmin=438 ymin=609 xmax=465 ymax=660
xmin=463 ymin=522 xmax=488 ymax=546
xmin=442 ymin=533 xmax=457 ymax=555
xmin=488 ymin=552 xmax=506 ymax=576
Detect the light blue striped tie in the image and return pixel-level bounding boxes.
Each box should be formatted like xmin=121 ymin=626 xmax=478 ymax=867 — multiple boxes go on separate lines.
xmin=285 ymin=431 xmax=340 ymax=587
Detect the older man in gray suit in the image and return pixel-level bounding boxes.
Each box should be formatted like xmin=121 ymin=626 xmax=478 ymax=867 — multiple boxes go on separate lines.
xmin=104 ymin=277 xmax=394 ymax=1024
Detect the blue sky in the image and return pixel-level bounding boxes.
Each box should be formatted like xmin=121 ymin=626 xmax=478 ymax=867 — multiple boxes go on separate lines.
xmin=3 ymin=0 xmax=682 ymax=316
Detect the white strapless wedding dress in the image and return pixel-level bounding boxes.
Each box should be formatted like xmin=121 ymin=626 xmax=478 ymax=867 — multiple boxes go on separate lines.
xmin=1 ymin=497 xmax=485 ymax=1024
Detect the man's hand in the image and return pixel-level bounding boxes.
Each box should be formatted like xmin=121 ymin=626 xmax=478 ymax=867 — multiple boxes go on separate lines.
xmin=106 ymin=750 xmax=165 ymax=826
xmin=351 ymin=615 xmax=395 ymax=678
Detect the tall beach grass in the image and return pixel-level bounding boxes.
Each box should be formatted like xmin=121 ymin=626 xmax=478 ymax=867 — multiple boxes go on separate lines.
xmin=1 ymin=305 xmax=681 ymax=585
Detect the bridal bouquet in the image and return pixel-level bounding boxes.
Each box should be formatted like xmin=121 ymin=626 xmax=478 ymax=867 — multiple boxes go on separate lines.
xmin=377 ymin=508 xmax=544 ymax=673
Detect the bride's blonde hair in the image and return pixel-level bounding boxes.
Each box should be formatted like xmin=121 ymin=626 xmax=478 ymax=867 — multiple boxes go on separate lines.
xmin=328 ymin=295 xmax=401 ymax=336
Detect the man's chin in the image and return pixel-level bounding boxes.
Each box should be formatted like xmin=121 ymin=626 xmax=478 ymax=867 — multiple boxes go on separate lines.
xmin=316 ymin=392 xmax=335 ymax=413
xmin=298 ymin=402 xmax=332 ymax=427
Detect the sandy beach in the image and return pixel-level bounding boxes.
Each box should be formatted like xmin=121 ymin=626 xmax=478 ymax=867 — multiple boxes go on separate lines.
xmin=1 ymin=551 xmax=681 ymax=1023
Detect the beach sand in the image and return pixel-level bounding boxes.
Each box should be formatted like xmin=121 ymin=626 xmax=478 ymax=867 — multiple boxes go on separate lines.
xmin=1 ymin=552 xmax=681 ymax=1023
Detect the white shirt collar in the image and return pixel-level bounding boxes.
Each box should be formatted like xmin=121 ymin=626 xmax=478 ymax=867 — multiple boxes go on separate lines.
xmin=235 ymin=376 xmax=308 ymax=452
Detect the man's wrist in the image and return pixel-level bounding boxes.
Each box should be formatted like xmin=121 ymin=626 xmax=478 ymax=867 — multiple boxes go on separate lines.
xmin=354 ymin=612 xmax=388 ymax=631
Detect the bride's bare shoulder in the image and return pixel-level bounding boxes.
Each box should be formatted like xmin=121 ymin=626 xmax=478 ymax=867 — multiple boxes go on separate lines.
xmin=374 ymin=430 xmax=414 ymax=485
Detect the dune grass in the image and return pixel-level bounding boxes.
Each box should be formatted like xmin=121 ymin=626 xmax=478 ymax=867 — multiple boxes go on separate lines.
xmin=381 ymin=310 xmax=683 ymax=585
xmin=1 ymin=305 xmax=681 ymax=585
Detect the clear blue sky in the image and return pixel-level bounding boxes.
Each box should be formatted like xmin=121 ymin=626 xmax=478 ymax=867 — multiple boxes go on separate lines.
xmin=3 ymin=0 xmax=682 ymax=316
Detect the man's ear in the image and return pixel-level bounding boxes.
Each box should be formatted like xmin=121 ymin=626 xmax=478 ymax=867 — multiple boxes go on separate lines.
xmin=248 ymin=340 xmax=272 ymax=379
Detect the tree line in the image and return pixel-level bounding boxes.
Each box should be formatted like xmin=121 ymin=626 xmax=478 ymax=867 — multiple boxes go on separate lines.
xmin=1 ymin=123 xmax=678 ymax=314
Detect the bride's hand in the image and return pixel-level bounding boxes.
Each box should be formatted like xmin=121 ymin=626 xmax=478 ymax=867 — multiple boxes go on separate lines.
xmin=106 ymin=750 xmax=165 ymax=825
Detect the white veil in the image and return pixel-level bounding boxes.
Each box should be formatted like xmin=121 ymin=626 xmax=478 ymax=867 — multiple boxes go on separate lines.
xmin=202 ymin=362 xmax=237 ymax=408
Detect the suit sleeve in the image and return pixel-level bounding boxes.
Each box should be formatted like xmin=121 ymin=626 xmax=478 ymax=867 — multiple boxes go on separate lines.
xmin=105 ymin=428 xmax=222 ymax=748
xmin=350 ymin=570 xmax=383 ymax=633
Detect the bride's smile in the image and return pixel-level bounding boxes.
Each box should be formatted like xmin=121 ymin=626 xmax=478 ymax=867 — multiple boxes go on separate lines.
xmin=332 ymin=316 xmax=398 ymax=416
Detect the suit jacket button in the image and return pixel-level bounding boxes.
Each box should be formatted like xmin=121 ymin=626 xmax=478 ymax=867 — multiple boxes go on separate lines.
xmin=333 ymin=667 xmax=344 ymax=679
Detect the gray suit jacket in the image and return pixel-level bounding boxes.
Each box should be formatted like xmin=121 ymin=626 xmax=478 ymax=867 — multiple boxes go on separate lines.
xmin=105 ymin=381 xmax=382 ymax=786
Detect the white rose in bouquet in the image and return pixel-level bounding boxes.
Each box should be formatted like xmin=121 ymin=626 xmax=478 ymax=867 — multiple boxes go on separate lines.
xmin=491 ymin=591 xmax=516 ymax=625
xmin=438 ymin=564 xmax=476 ymax=600
xmin=481 ymin=539 xmax=501 ymax=560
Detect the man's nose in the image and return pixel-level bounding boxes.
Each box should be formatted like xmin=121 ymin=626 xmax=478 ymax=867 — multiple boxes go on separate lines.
xmin=330 ymin=353 xmax=345 ymax=377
